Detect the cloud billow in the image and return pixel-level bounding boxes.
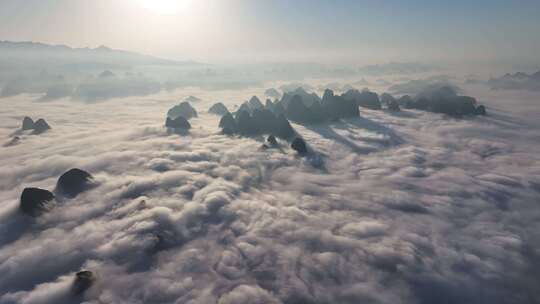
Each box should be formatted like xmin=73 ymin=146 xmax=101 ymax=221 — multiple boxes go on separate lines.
xmin=0 ymin=88 xmax=539 ymax=304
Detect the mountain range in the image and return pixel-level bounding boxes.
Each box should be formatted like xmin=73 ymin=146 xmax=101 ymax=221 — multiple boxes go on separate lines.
xmin=488 ymin=70 xmax=540 ymax=91
xmin=0 ymin=40 xmax=202 ymax=72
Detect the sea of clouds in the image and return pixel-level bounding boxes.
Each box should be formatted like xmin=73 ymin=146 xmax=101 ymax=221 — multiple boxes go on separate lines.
xmin=0 ymin=81 xmax=539 ymax=304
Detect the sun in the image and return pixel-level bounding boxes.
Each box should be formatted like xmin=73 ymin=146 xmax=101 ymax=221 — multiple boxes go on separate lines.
xmin=139 ymin=0 xmax=183 ymax=14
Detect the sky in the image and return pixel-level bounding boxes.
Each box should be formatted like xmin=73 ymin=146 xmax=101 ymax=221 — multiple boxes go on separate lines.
xmin=0 ymin=0 xmax=539 ymax=65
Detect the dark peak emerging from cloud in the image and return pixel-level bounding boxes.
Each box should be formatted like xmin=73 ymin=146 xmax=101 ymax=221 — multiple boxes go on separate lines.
xmin=223 ymin=88 xmax=385 ymax=131
xmin=20 ymin=168 xmax=96 ymax=218
xmin=56 ymin=168 xmax=95 ymax=198
xmin=280 ymin=87 xmax=321 ymax=108
xmin=381 ymin=93 xmax=401 ymax=111
xmin=217 ymin=97 xmax=302 ymax=139
xmin=274 ymin=83 xmax=485 ymax=120
xmin=19 ymin=116 xmax=51 ymax=134
xmin=488 ymin=70 xmax=540 ymax=91
xmin=291 ymin=137 xmax=308 ymax=154
xmin=220 ymin=105 xmax=296 ymax=139
xmin=219 ymin=112 xmax=237 ymax=135
xmin=166 ymin=116 xmax=191 ymax=130
xmin=20 ymin=187 xmax=55 ymax=217
xmin=208 ymin=102 xmax=230 ymax=116
xmin=22 ymin=116 xmax=35 ymax=131
xmin=34 ymin=118 xmax=51 ymax=134
xmin=416 ymin=84 xmax=458 ymax=100
xmin=342 ymin=89 xmax=382 ymax=110
xmin=72 ymin=270 xmax=96 ymax=295
xmin=167 ymin=102 xmax=198 ymax=120
xmin=392 ymin=85 xmax=487 ymax=116
xmin=389 ymin=75 xmax=457 ymax=95
xmin=280 ymin=88 xmax=361 ymax=124
xmin=248 ymin=96 xmax=264 ymax=110
xmin=380 ymin=93 xmax=396 ymax=105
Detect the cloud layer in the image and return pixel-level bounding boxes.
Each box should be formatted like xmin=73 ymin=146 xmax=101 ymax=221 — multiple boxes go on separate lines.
xmin=0 ymin=86 xmax=539 ymax=304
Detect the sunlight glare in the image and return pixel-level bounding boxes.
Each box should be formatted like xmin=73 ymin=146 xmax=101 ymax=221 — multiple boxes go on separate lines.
xmin=139 ymin=0 xmax=185 ymax=14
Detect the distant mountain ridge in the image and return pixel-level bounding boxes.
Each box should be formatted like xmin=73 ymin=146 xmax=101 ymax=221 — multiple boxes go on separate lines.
xmin=0 ymin=40 xmax=202 ymax=70
xmin=488 ymin=70 xmax=540 ymax=91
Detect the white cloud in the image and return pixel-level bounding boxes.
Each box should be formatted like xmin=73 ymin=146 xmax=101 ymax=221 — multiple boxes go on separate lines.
xmin=0 ymin=85 xmax=539 ymax=303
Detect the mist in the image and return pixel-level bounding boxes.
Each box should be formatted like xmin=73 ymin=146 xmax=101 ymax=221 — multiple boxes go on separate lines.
xmin=1 ymin=0 xmax=540 ymax=66
xmin=1 ymin=1 xmax=540 ymax=304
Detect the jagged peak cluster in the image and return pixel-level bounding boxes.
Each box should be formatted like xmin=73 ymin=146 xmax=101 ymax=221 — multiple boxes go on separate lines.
xmin=225 ymin=88 xmax=367 ymax=130
xmin=21 ymin=116 xmax=51 ymax=134
xmin=167 ymin=101 xmax=198 ymax=120
xmin=265 ymin=87 xmax=390 ymax=123
xmin=397 ymin=86 xmax=487 ymax=116
xmin=217 ymin=86 xmax=487 ymax=138
xmin=219 ymin=103 xmax=296 ymax=139
xmin=165 ymin=101 xmax=198 ymax=131
xmin=488 ymin=70 xmax=540 ymax=91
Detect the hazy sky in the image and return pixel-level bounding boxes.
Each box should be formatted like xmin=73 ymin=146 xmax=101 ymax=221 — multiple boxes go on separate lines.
xmin=0 ymin=0 xmax=539 ymax=65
